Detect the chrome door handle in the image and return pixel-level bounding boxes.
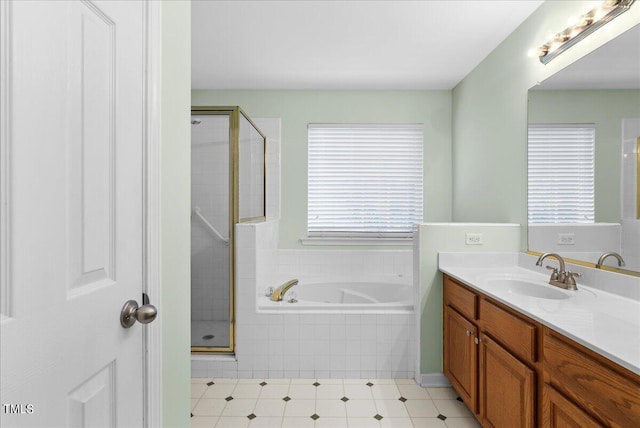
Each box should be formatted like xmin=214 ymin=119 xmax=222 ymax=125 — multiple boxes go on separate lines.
xmin=120 ymin=296 xmax=158 ymax=328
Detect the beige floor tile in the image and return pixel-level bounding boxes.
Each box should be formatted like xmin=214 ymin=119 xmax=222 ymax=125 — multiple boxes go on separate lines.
xmin=316 ymin=384 xmax=345 ymax=400
xmin=259 ymin=384 xmax=290 ymax=399
xmin=411 ymin=417 xmax=447 ymax=427
xmin=315 ymin=416 xmax=348 ymax=427
xmin=238 ymin=378 xmax=264 ymax=384
xmin=284 ymin=399 xmax=316 ymax=417
xmin=214 ymin=416 xmax=250 ymax=428
xmin=190 ymin=416 xmax=218 ymax=428
xmin=317 ymin=378 xmax=344 ymax=385
xmin=344 ymin=384 xmax=374 ymax=400
xmin=248 ymin=416 xmax=283 ymax=427
xmin=253 ymin=399 xmax=286 ymax=418
xmin=343 ymin=379 xmax=368 ymax=384
xmin=374 ymin=399 xmax=410 ymax=418
xmin=213 ymin=378 xmax=240 ymax=384
xmin=264 ymin=378 xmax=292 ymax=384
xmin=221 ymin=398 xmax=258 ymax=417
xmin=397 ymin=384 xmax=430 ymax=399
xmin=289 ymin=384 xmax=317 ymax=399
xmin=404 ymin=399 xmax=439 ymax=418
xmin=394 ymin=379 xmax=416 ymax=385
xmin=345 ymin=399 xmax=378 ymax=418
xmin=368 ymin=379 xmax=396 ymax=385
xmin=433 ymin=400 xmax=473 ymax=418
xmin=192 ymin=383 xmax=209 ymax=398
xmin=379 ymin=417 xmax=414 ymax=428
xmin=203 ymin=383 xmax=237 ymax=398
xmin=443 ymin=417 xmax=482 ymax=428
xmin=371 ymin=384 xmax=401 ymax=400
xmin=192 ymin=398 xmax=227 ymax=417
xmin=282 ymin=416 xmax=315 ymax=428
xmin=426 ymin=387 xmax=458 ymax=400
xmin=232 ymin=383 xmax=263 ymax=399
xmin=192 ymin=398 xmax=200 ymax=410
xmin=315 ymin=399 xmax=347 ymax=418
xmin=345 ymin=417 xmax=381 ymax=428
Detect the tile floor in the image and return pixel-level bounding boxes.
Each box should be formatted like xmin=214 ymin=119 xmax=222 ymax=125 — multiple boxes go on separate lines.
xmin=191 ymin=378 xmax=481 ymax=428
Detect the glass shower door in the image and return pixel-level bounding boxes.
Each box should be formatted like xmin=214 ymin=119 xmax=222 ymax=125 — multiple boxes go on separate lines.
xmin=191 ymin=113 xmax=232 ymax=350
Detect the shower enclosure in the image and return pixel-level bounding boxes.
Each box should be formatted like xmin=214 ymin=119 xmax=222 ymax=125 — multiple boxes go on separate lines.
xmin=191 ymin=107 xmax=266 ymax=352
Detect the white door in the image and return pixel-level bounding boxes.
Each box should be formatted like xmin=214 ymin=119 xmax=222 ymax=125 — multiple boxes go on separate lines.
xmin=1 ymin=1 xmax=152 ymax=426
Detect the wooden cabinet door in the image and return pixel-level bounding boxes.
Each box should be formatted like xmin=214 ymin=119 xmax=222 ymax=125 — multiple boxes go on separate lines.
xmin=444 ymin=306 xmax=478 ymax=413
xmin=479 ymin=334 xmax=535 ymax=428
xmin=542 ymin=384 xmax=601 ymax=428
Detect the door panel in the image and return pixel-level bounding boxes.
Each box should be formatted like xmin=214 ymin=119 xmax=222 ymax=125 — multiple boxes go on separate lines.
xmin=0 ymin=1 xmax=147 ymax=426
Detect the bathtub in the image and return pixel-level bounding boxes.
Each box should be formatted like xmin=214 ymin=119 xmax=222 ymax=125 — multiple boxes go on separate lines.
xmin=257 ymin=280 xmax=413 ymax=313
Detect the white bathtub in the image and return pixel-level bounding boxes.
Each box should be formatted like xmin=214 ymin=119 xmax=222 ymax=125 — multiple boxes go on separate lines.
xmin=257 ymin=280 xmax=413 ymax=313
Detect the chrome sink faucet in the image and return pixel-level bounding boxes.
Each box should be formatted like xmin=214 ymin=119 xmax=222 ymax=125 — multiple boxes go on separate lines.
xmin=595 ymin=252 xmax=626 ymax=269
xmin=535 ymin=252 xmax=580 ymax=291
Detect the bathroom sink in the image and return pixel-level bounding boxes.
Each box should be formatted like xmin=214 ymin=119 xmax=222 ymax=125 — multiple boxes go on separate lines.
xmin=489 ymin=279 xmax=570 ymax=300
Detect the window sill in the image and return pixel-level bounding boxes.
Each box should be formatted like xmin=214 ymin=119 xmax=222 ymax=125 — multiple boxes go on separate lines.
xmin=300 ymin=236 xmax=413 ymax=246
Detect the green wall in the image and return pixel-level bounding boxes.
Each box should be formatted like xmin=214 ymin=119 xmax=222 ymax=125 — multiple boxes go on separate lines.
xmin=192 ymin=90 xmax=453 ymax=248
xmin=528 ymin=89 xmax=640 ymax=223
xmin=162 ymin=2 xmax=191 ymax=427
xmin=452 ymin=1 xmax=640 ymax=249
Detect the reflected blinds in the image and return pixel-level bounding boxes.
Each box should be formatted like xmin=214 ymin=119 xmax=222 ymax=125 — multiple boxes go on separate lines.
xmin=307 ymin=124 xmax=423 ymax=237
xmin=528 ymin=124 xmax=595 ymax=224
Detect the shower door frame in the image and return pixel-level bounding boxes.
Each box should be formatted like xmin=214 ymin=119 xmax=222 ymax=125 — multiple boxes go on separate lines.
xmin=191 ymin=106 xmax=267 ymax=353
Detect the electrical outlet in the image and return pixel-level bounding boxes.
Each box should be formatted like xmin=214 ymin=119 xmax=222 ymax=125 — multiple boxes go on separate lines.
xmin=558 ymin=233 xmax=575 ymax=245
xmin=465 ymin=233 xmax=483 ymax=245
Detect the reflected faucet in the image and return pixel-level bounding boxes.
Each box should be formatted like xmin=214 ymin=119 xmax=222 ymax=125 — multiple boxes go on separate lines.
xmin=535 ymin=252 xmax=580 ymax=290
xmin=270 ymin=279 xmax=299 ymax=302
xmin=595 ymin=252 xmax=626 ymax=269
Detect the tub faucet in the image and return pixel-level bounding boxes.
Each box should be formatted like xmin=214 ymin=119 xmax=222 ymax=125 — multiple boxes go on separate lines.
xmin=270 ymin=279 xmax=299 ymax=302
xmin=595 ymin=252 xmax=626 ymax=269
xmin=535 ymin=252 xmax=580 ymax=290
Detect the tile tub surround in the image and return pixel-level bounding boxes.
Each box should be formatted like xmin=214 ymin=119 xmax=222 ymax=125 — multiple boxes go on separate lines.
xmin=192 ymin=222 xmax=416 ymax=379
xmin=191 ymin=378 xmax=481 ymax=428
xmin=438 ymin=252 xmax=640 ymax=375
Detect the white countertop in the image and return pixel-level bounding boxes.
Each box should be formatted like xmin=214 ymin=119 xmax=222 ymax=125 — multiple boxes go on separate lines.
xmin=439 ymin=253 xmax=640 ymax=376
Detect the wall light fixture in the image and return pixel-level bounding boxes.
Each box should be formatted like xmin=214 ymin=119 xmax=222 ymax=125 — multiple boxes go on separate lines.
xmin=538 ymin=0 xmax=636 ymax=64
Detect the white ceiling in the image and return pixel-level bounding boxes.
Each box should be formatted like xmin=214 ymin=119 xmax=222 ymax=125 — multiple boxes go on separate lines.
xmin=191 ymin=0 xmax=544 ymax=90
xmin=535 ymin=23 xmax=640 ymax=90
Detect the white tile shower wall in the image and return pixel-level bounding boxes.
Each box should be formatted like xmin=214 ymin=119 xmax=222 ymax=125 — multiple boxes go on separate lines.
xmin=194 ymin=222 xmax=415 ymax=379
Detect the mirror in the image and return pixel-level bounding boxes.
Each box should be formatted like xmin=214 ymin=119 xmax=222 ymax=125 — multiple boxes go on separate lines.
xmin=527 ymin=23 xmax=640 ymax=275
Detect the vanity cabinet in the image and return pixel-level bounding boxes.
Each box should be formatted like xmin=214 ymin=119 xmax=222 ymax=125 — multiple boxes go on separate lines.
xmin=479 ymin=334 xmax=535 ymax=428
xmin=443 ymin=275 xmax=537 ymax=427
xmin=443 ymin=305 xmax=478 ymax=412
xmin=443 ymin=274 xmax=640 ymax=428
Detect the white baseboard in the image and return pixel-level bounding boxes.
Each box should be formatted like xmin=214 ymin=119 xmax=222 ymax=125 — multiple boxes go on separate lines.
xmin=419 ymin=373 xmax=451 ymax=387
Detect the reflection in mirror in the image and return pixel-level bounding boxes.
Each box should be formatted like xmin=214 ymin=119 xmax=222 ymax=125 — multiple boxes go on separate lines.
xmin=527 ymin=23 xmax=640 ymax=275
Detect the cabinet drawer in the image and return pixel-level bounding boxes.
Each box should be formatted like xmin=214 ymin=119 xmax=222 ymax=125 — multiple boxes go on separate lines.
xmin=444 ymin=276 xmax=477 ymax=320
xmin=544 ymin=329 xmax=640 ymax=427
xmin=479 ymin=299 xmax=537 ymax=363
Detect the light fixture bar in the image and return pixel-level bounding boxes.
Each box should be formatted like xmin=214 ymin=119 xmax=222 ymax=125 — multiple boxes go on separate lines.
xmin=538 ymin=0 xmax=636 ymax=64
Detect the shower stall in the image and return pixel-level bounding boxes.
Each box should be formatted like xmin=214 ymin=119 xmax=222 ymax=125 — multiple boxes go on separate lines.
xmin=190 ymin=107 xmax=266 ymax=352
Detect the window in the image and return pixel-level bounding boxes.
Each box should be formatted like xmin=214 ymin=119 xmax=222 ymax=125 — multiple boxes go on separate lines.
xmin=528 ymin=124 xmax=595 ymax=224
xmin=307 ymin=124 xmax=423 ymax=240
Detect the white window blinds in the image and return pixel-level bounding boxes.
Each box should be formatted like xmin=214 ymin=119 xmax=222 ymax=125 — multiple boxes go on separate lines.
xmin=308 ymin=124 xmax=423 ymax=237
xmin=528 ymin=124 xmax=595 ymax=224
